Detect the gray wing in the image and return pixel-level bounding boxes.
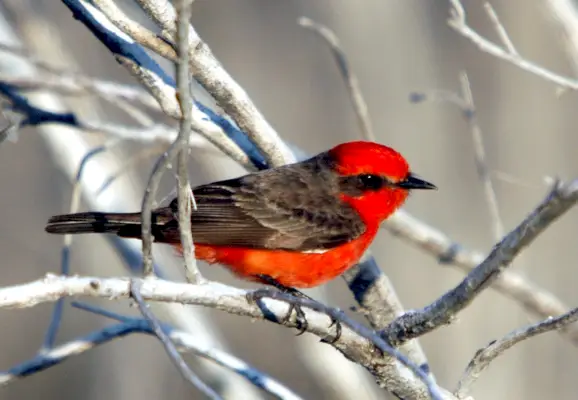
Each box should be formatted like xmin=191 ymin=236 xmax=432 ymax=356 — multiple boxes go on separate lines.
xmin=172 ymin=158 xmax=366 ymax=251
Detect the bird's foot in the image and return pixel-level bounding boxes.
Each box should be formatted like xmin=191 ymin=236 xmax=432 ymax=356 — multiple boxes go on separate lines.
xmin=251 ymin=275 xmax=342 ymax=342
xmin=251 ymin=275 xmax=309 ymax=335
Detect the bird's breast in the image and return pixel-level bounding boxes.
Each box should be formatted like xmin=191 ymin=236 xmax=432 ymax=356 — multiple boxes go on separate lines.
xmin=181 ymin=229 xmax=377 ymax=288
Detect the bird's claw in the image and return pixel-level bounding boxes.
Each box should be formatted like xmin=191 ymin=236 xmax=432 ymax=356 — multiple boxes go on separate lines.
xmin=286 ymin=303 xmax=308 ymax=335
xmin=246 ymin=288 xmax=309 ymax=333
xmin=249 ymin=276 xmax=342 ymax=342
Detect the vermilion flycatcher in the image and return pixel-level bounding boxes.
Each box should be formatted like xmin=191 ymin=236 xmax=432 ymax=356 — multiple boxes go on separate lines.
xmin=45 ymin=141 xmax=435 ymax=288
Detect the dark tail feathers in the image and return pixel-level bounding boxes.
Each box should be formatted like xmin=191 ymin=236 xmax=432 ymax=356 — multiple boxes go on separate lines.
xmin=45 ymin=212 xmax=146 ymax=238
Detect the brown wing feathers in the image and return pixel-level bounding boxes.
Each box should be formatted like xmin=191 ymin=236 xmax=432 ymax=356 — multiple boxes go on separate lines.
xmin=45 ymin=156 xmax=366 ymax=252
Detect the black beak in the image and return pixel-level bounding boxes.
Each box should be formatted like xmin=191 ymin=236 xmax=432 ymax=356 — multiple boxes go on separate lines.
xmin=396 ymin=173 xmax=437 ymax=190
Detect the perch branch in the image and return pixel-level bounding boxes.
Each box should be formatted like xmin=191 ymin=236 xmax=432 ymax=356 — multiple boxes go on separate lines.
xmin=383 ymin=179 xmax=578 ymax=344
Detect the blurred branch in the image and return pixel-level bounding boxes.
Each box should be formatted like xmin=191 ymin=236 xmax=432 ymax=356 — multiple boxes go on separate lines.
xmin=40 ymin=143 xmax=115 ymax=352
xmin=0 ymin=274 xmax=456 ymax=399
xmin=455 ymin=306 xmax=578 ymax=399
xmin=133 ymin=0 xmax=295 ymax=167
xmin=1 ymin=302 xmax=304 ymax=400
xmin=448 ymin=0 xmax=578 ymax=90
xmin=63 ymin=0 xmax=259 ymax=171
xmin=383 ymin=178 xmax=578 ymax=344
xmin=410 ymin=73 xmax=505 ymax=239
xmin=544 ymin=0 xmax=578 ymax=83
xmin=73 ymin=301 xmax=304 ymax=400
xmin=298 ymin=17 xmax=375 ymax=142
xmin=458 ymin=72 xmax=504 ymax=239
xmin=130 ymin=279 xmax=220 ymax=399
xmin=0 ymin=79 xmax=208 ymax=147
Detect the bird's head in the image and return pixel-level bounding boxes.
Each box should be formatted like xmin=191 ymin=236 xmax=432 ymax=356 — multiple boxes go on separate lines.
xmin=328 ymin=141 xmax=436 ymax=224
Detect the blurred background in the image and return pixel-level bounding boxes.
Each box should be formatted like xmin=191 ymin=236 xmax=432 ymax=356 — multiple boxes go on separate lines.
xmin=0 ymin=0 xmax=578 ymax=399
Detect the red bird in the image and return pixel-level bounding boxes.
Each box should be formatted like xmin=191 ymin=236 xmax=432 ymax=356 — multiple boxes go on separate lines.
xmin=45 ymin=141 xmax=435 ymax=288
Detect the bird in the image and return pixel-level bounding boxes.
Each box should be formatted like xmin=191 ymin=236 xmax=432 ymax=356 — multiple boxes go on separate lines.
xmin=45 ymin=141 xmax=436 ymax=289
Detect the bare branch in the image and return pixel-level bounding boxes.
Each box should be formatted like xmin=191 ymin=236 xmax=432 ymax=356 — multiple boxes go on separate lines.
xmin=72 ymin=301 xmax=304 ymax=400
xmin=130 ymin=279 xmax=221 ymax=399
xmin=174 ymin=0 xmax=201 ymax=283
xmin=92 ymin=0 xmax=176 ymax=61
xmin=298 ymin=17 xmax=375 ymax=142
xmin=458 ymin=72 xmax=504 ymax=239
xmin=483 ymin=2 xmax=518 ymax=56
xmin=455 ymin=306 xmax=578 ymax=398
xmin=0 ymin=274 xmax=457 ymax=399
xmin=134 ymin=0 xmax=295 ymax=167
xmin=63 ymin=0 xmax=258 ymax=171
xmin=342 ymin=257 xmax=432 ymax=375
xmin=544 ymin=0 xmax=578 ymax=74
xmin=383 ymin=179 xmax=578 ymax=344
xmin=41 ymin=143 xmax=116 ymax=351
xmin=448 ymin=0 xmax=578 ymax=90
xmin=3 ymin=300 xmax=304 ymax=400
xmin=249 ymin=289 xmax=444 ymax=400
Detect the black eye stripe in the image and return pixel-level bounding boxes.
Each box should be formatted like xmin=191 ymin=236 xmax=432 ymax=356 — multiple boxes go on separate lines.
xmin=338 ymin=174 xmax=391 ymax=196
xmin=358 ymin=174 xmax=384 ymax=190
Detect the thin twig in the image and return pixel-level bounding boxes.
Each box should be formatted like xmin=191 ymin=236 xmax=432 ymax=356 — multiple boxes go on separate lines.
xmin=410 ymin=74 xmax=505 ymax=240
xmin=483 ymin=2 xmax=518 ymax=56
xmin=383 ymin=179 xmax=578 ymax=345
xmin=448 ymin=0 xmax=578 ymax=90
xmin=71 ymin=301 xmax=304 ymax=400
xmin=298 ymin=17 xmax=375 ymax=142
xmin=130 ymin=279 xmax=221 ymax=399
xmin=140 ymin=136 xmax=196 ymax=276
xmin=95 ymin=144 xmax=166 ymax=196
xmin=459 ymin=72 xmax=504 ymax=239
xmin=455 ymin=306 xmax=578 ymax=398
xmin=342 ymin=257 xmax=432 ymax=375
xmin=3 ymin=302 xmax=305 ymax=400
xmin=92 ymin=0 xmax=177 ymax=61
xmin=175 ymin=0 xmax=202 ymax=283
xmin=40 ymin=143 xmax=115 ymax=351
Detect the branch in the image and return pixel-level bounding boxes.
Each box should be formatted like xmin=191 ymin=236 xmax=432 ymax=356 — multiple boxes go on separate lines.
xmin=382 ymin=210 xmax=578 ymax=344
xmin=383 ymin=179 xmax=578 ymax=344
xmin=448 ymin=0 xmax=578 ymax=90
xmin=174 ymin=0 xmax=201 ymax=283
xmin=63 ymin=0 xmax=261 ymax=172
xmin=130 ymin=279 xmax=220 ymax=399
xmin=0 ymin=274 xmax=455 ymax=399
xmin=298 ymin=17 xmax=375 ymax=142
xmin=249 ymin=289 xmax=443 ymax=400
xmin=458 ymin=72 xmax=504 ymax=239
xmin=544 ymin=0 xmax=578 ymax=75
xmin=133 ymin=0 xmax=295 ymax=167
xmin=455 ymin=306 xmax=578 ymax=398
xmin=2 ymin=301 xmax=304 ymax=400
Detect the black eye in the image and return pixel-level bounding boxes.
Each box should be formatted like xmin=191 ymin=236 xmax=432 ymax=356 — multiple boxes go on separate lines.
xmin=358 ymin=174 xmax=384 ymax=190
